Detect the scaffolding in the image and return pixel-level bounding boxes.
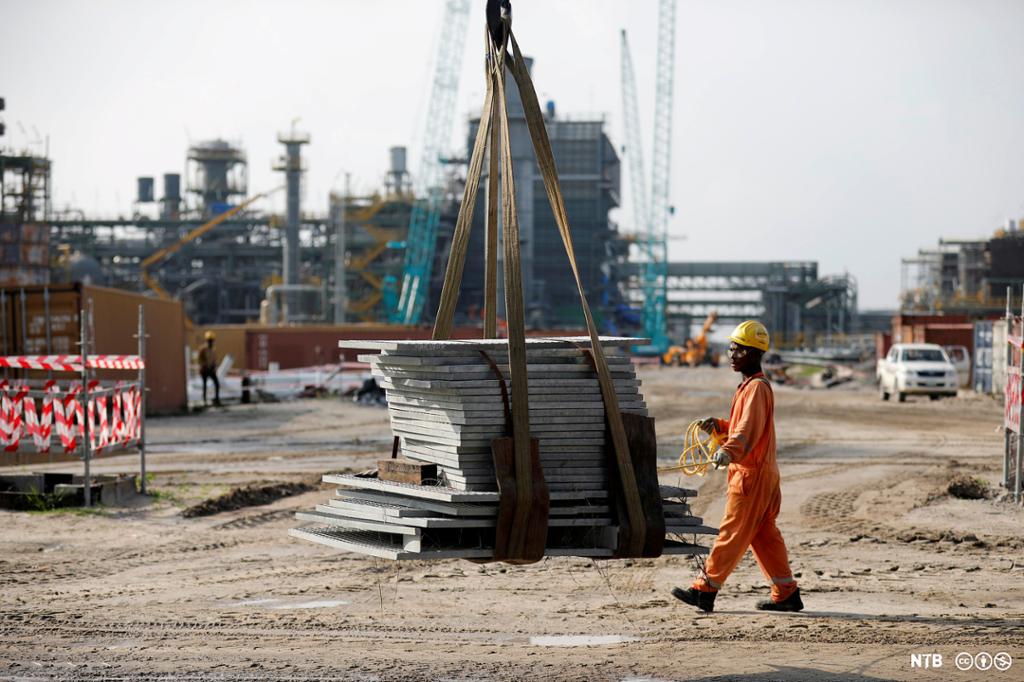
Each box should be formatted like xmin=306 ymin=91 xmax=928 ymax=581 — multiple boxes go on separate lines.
xmin=1 ymin=151 xmax=51 ymax=287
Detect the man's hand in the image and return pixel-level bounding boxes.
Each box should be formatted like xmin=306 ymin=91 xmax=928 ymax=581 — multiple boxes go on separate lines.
xmin=698 ymin=417 xmax=719 ymax=435
xmin=712 ymin=450 xmax=732 ymax=469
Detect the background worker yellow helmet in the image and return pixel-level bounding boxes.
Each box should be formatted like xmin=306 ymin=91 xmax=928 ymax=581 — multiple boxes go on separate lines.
xmin=728 ymin=320 xmax=770 ymax=352
xmin=204 ymin=331 xmax=216 ymax=341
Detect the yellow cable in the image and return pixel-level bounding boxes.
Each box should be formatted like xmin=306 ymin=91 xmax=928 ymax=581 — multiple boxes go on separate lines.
xmin=658 ymin=420 xmax=727 ymax=476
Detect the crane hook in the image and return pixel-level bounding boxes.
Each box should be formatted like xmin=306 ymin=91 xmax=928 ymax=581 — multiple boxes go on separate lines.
xmin=486 ymin=0 xmax=511 ymax=49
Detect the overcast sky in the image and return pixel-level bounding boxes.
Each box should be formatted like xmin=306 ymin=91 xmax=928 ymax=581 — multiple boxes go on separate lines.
xmin=3 ymin=0 xmax=1023 ymax=309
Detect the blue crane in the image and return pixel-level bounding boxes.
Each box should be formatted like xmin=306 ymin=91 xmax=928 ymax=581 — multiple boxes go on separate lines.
xmin=620 ymin=0 xmax=677 ymax=353
xmin=387 ymin=0 xmax=472 ymax=325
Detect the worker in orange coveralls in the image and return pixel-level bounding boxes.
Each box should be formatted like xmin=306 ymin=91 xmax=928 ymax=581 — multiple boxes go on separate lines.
xmin=671 ymin=320 xmax=803 ymax=614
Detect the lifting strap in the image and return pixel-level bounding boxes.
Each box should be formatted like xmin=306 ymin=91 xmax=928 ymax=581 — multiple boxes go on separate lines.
xmin=428 ymin=19 xmax=647 ymax=558
xmin=505 ymin=30 xmax=647 ymax=555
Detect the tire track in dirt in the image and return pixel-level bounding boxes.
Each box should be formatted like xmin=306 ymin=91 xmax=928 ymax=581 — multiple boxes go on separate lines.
xmin=3 ymin=609 xmax=1021 ymax=648
xmin=0 ymin=538 xmax=251 ymax=587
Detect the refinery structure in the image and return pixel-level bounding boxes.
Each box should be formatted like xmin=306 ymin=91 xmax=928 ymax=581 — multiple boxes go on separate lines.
xmin=901 ymin=221 xmax=1024 ymax=315
xmin=4 ymin=116 xmax=866 ymax=347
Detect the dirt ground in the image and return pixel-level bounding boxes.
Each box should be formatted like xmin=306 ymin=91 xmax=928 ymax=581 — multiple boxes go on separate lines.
xmin=2 ymin=366 xmax=1023 ymax=681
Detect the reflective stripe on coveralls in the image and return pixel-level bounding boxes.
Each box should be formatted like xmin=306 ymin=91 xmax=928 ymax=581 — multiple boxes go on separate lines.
xmin=692 ymin=372 xmax=798 ymax=603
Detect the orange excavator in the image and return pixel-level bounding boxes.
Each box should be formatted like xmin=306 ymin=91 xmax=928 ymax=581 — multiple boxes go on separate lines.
xmin=662 ymin=311 xmax=721 ymax=367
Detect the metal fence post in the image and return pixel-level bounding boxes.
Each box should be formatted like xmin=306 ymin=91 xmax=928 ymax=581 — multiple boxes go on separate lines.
xmin=137 ymin=305 xmax=147 ymax=494
xmin=1005 ymin=287 xmax=1012 ymax=492
xmin=43 ymin=286 xmax=52 ymax=380
xmin=19 ymin=288 xmax=28 ymax=358
xmin=1017 ymin=285 xmax=1024 ymax=504
xmin=80 ymin=303 xmax=91 ymax=507
xmin=0 ymin=290 xmax=7 ymax=362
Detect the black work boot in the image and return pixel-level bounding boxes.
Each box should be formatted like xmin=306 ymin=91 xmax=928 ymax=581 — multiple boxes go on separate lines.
xmin=756 ymin=588 xmax=804 ymax=612
xmin=671 ymin=586 xmax=717 ymax=613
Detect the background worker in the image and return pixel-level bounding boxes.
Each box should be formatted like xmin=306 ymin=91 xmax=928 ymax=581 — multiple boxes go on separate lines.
xmin=198 ymin=331 xmax=221 ymax=407
xmin=671 ymin=320 xmax=803 ymax=614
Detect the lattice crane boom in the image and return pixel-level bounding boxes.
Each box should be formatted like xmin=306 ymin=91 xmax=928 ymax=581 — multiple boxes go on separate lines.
xmin=642 ymin=0 xmax=677 ymax=350
xmin=393 ymin=0 xmax=472 ymax=324
xmin=620 ymin=29 xmax=649 ymax=247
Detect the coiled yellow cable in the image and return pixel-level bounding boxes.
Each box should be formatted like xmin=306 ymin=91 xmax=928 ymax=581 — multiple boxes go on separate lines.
xmin=658 ymin=420 xmax=727 ymax=476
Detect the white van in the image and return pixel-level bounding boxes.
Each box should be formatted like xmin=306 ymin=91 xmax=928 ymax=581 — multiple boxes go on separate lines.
xmin=877 ymin=343 xmax=958 ymax=402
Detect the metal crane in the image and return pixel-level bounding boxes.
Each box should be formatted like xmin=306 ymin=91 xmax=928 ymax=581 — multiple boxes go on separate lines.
xmin=390 ymin=0 xmax=472 ymax=325
xmin=619 ymin=29 xmax=649 ymax=259
xmin=621 ymin=0 xmax=677 ymax=353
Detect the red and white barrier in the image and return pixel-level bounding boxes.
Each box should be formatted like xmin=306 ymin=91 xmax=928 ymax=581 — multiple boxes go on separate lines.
xmin=0 ymin=355 xmax=145 ymax=372
xmin=0 ymin=379 xmax=142 ymax=454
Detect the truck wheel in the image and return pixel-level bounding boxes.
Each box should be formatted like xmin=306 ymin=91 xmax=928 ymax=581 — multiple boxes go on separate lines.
xmin=879 ymin=382 xmax=890 ymax=401
xmin=929 ymin=394 xmax=940 ymax=401
xmin=897 ymin=392 xmax=906 ymax=403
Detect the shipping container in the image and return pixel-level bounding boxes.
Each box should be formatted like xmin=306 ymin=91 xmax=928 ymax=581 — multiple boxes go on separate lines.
xmin=0 ymin=283 xmax=187 ymax=413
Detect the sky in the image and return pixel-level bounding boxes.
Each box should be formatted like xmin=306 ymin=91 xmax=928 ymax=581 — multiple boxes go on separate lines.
xmin=2 ymin=0 xmax=1024 ymax=309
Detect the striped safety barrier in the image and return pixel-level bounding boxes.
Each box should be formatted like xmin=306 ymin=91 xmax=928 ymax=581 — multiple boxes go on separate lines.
xmin=0 ymin=380 xmax=142 ymax=454
xmin=0 ymin=355 xmax=146 ymax=371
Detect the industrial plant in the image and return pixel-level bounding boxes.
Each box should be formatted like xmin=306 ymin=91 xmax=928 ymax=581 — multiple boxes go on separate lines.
xmin=3 ymin=48 xmax=870 ymax=355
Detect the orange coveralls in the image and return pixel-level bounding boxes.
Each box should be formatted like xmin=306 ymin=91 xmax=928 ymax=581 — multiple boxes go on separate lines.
xmin=692 ymin=372 xmax=798 ymax=602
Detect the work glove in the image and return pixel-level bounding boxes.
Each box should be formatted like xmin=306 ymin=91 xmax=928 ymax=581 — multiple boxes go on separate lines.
xmin=698 ymin=417 xmax=719 ymax=435
xmin=712 ymin=449 xmax=731 ymax=470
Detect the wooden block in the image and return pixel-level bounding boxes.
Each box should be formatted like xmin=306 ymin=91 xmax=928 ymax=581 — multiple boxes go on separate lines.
xmin=378 ymin=458 xmax=438 ymax=485
xmin=609 ymin=413 xmax=666 ymax=558
xmin=490 ymin=436 xmax=549 ymax=564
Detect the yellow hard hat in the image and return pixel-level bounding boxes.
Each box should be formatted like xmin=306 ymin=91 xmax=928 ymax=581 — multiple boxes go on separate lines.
xmin=728 ymin=320 xmax=770 ymax=352
xmin=204 ymin=331 xmax=216 ymax=341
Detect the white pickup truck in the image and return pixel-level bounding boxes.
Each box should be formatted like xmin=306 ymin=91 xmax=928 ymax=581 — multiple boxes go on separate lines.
xmin=877 ymin=343 xmax=959 ymax=402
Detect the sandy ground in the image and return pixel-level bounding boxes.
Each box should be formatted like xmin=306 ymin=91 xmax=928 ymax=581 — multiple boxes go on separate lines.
xmin=2 ymin=366 xmax=1023 ymax=681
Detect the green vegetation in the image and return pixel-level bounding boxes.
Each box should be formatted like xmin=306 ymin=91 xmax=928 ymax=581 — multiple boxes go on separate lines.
xmin=23 ymin=486 xmax=72 ymax=512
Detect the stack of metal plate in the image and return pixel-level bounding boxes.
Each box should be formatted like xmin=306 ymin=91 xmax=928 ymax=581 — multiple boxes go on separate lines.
xmin=356 ymin=336 xmax=645 ymax=491
xmin=290 ymin=337 xmax=717 ymax=559
xmin=290 ymin=477 xmax=714 ymax=560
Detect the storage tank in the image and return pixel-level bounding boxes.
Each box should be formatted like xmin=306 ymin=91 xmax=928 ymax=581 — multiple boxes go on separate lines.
xmin=137 ymin=177 xmax=154 ymax=203
xmin=387 ymin=146 xmax=408 ymax=195
xmin=163 ymin=173 xmax=181 ymax=201
xmin=389 ymin=146 xmax=407 ymax=175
